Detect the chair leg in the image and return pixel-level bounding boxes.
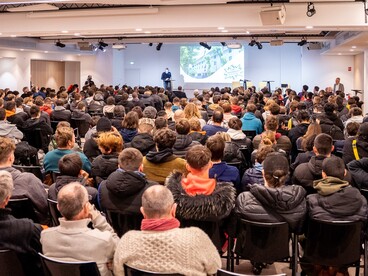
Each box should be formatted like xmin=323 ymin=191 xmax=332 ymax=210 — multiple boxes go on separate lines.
xmin=293 ymin=233 xmax=298 ymax=276
xmin=226 ymin=237 xmax=231 ymax=271
xmin=365 ymin=238 xmax=367 ymax=276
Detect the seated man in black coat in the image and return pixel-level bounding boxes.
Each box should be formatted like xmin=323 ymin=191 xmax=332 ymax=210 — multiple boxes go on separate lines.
xmin=51 ymin=99 xmax=71 ymax=122
xmin=293 ymin=133 xmax=351 ymax=195
xmin=0 ymin=170 xmax=43 ymax=275
xmin=99 ymin=148 xmax=158 ymax=215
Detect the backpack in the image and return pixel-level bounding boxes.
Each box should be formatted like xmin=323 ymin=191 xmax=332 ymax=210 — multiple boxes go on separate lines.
xmin=14 ymin=141 xmax=38 ymax=166
xmin=328 ymin=124 xmax=344 ymax=140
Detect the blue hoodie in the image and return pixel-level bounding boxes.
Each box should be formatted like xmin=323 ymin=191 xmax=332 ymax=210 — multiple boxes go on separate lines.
xmin=241 ymin=112 xmax=263 ymax=134
xmin=209 ymin=162 xmax=240 ymax=190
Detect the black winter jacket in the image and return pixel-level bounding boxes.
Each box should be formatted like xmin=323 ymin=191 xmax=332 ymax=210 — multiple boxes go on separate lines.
xmin=99 ymin=170 xmax=157 ymax=214
xmin=235 ymin=184 xmax=307 ymax=233
xmin=318 ymin=114 xmax=344 ymax=140
xmin=165 ymin=171 xmax=236 ymax=221
xmin=343 ymin=137 xmax=368 ymax=165
xmin=91 ymin=153 xmax=119 ymax=184
xmin=347 ymin=157 xmax=368 ymax=189
xmin=173 ymin=135 xmax=199 ymax=158
xmin=125 ymin=133 xmax=155 ymax=156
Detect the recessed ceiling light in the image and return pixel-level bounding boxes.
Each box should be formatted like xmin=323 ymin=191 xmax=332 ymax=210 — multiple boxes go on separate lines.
xmin=44 ymin=51 xmax=48 ymax=53
xmin=10 ymin=35 xmax=16 ymax=37
xmin=0 ymin=33 xmax=2 ymax=35
xmin=246 ymin=31 xmax=250 ymax=34
xmin=350 ymin=49 xmax=354 ymax=52
xmin=61 ymin=30 xmax=68 ymax=33
xmin=338 ymin=53 xmax=342 ymax=55
xmin=135 ymin=28 xmax=142 ymax=31
xmin=305 ymin=26 xmax=314 ymax=29
xmin=77 ymin=54 xmax=81 ymax=56
xmin=221 ymin=30 xmax=228 ymax=33
xmin=20 ymin=49 xmax=24 ymax=51
xmin=218 ymin=27 xmax=225 ymax=30
xmin=130 ymin=61 xmax=134 ymax=65
xmin=74 ymin=33 xmax=80 ymax=36
xmin=144 ymin=31 xmax=151 ymax=34
xmin=352 ymin=46 xmax=357 ymax=49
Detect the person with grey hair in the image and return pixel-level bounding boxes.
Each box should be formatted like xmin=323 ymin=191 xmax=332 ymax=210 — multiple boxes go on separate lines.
xmin=113 ymin=185 xmax=221 ymax=276
xmin=0 ymin=170 xmax=44 ymax=275
xmin=41 ymin=182 xmax=119 ymax=276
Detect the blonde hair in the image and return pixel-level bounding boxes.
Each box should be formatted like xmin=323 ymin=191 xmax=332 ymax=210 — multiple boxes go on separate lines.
xmin=184 ymin=103 xmax=201 ymax=120
xmin=97 ymin=132 xmax=123 ymax=154
xmin=216 ymin=132 xmax=231 ymax=142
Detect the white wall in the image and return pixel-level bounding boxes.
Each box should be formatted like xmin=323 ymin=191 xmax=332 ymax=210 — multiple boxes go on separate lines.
xmin=0 ymin=57 xmax=17 ymax=90
xmin=354 ymin=53 xmax=364 ymax=92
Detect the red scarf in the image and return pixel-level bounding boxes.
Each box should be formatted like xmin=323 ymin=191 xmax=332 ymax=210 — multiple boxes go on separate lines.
xmin=141 ymin=218 xmax=180 ymax=231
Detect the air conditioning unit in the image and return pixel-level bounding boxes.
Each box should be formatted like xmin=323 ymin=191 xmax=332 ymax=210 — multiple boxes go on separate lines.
xmin=227 ymin=43 xmax=242 ymax=49
xmin=307 ymin=42 xmax=323 ymax=50
xmin=112 ymin=43 xmax=127 ymax=50
xmin=259 ymin=5 xmax=286 ymax=25
xmin=270 ymin=39 xmax=284 ymax=46
xmin=78 ymin=42 xmax=93 ymax=51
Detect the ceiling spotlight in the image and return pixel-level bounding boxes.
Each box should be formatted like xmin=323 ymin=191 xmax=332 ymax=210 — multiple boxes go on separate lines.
xmin=148 ymin=43 xmax=153 ymax=47
xmin=306 ymin=2 xmax=316 ymax=17
xmin=255 ymin=41 xmax=263 ymax=50
xmin=156 ymin=43 xmax=163 ymax=51
xmin=199 ymin=42 xmax=211 ymax=50
xmin=55 ymin=40 xmax=65 ymax=48
xmin=298 ymin=38 xmax=308 ymax=46
xmin=98 ymin=41 xmax=108 ymax=48
xmin=248 ymin=39 xmax=256 ymax=47
xmin=220 ymin=42 xmax=227 ymax=47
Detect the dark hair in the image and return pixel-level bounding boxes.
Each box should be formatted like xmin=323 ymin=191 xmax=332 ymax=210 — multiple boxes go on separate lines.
xmin=153 ymin=128 xmax=176 ymax=151
xmin=122 ymin=111 xmax=139 ymax=129
xmin=263 ymin=152 xmax=289 ymax=188
xmin=186 ymin=145 xmax=212 ymax=170
xmin=322 ymin=156 xmax=345 ymax=179
xmin=346 ymin=122 xmax=360 ymax=137
xmin=228 ymin=117 xmax=242 ymax=130
xmin=131 ymin=106 xmax=143 ymax=119
xmin=106 ymin=96 xmax=115 ymax=105
xmin=256 ymin=145 xmax=275 ymax=163
xmin=175 ymin=118 xmax=190 ymax=135
xmin=0 ymin=108 xmax=5 ymax=121
xmin=314 ymin=133 xmax=333 ymax=156
xmin=4 ymin=101 xmax=15 ymax=111
xmin=58 ymin=153 xmax=82 ymax=177
xmin=155 ymin=117 xmax=168 ymax=130
xmin=246 ymin=103 xmax=257 ymax=113
xmin=212 ymin=110 xmax=224 ymax=123
xmin=324 ymin=102 xmax=336 ymax=114
xmin=303 ymin=85 xmax=309 ymax=91
xmin=206 ymin=135 xmax=225 ymax=161
xmin=265 ymin=116 xmax=278 ymax=131
xmin=118 ymin=148 xmax=143 ymax=171
xmin=77 ymin=101 xmax=86 ymax=110
xmin=29 ymin=105 xmax=40 ymax=118
xmin=297 ymin=110 xmax=310 ymax=123
xmin=269 ymin=103 xmax=280 ymax=115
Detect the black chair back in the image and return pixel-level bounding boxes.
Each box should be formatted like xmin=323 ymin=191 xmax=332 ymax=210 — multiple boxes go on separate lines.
xmin=242 ymin=130 xmax=257 ymax=141
xmin=217 ymin=269 xmax=286 ymax=276
xmin=39 ymin=253 xmax=101 ymax=276
xmin=124 ymin=264 xmax=183 ymax=276
xmin=105 ymin=210 xmax=143 ymax=238
xmin=13 ymin=165 xmax=44 ymax=181
xmin=47 ymin=199 xmax=62 ymax=226
xmin=304 ymin=219 xmax=362 ymax=267
xmin=239 ymin=146 xmax=252 ymax=170
xmin=50 ymin=121 xmax=60 ymax=133
xmin=235 ymin=219 xmax=290 ymax=263
xmin=0 ymin=249 xmax=26 ymax=276
xmin=23 ymin=127 xmax=44 ymax=151
xmin=71 ymin=119 xmax=90 ymax=138
xmin=7 ymin=197 xmax=39 ymax=223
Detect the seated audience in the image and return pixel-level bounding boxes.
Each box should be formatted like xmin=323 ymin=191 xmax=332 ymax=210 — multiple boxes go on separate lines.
xmin=173 ymin=118 xmax=200 ymax=158
xmin=241 ymin=145 xmax=274 ymax=192
xmin=318 ymin=102 xmax=344 ymax=140
xmin=342 ymin=122 xmax=368 ymax=164
xmin=5 ymin=101 xmax=26 ymax=129
xmin=188 ymin=117 xmax=207 ymax=145
xmin=103 ymin=96 xmax=115 ymax=117
xmin=240 ymin=103 xmax=263 ymax=134
xmin=206 ymin=135 xmax=240 ymax=190
xmin=227 ymin=117 xmax=252 ymax=148
xmin=143 ymin=128 xmax=186 ymax=184
xmin=0 ymin=107 xmax=23 ymax=143
xmin=120 ymin=111 xmax=139 ymax=143
xmin=203 ymin=110 xmax=228 ymax=136
xmin=184 ymin=102 xmax=206 ymax=128
xmin=166 ymin=145 xmax=236 ymax=221
xmin=125 ymin=118 xmax=155 ymax=156
xmin=113 ymin=185 xmax=221 ymax=276
xmin=110 ymin=105 xmax=125 ymax=131
xmin=99 ymin=148 xmax=158 ymax=214
xmin=216 ymin=132 xmax=245 ymax=164
xmin=44 ymin=126 xmax=91 ymax=173
xmin=71 ymin=102 xmax=92 ymax=124
xmin=0 ymin=170 xmax=43 ymax=275
xmin=51 ymin=99 xmax=71 ymax=122
xmin=288 ymin=110 xmax=310 ymax=162
xmin=91 ymin=132 xmax=123 ymax=185
xmin=41 ymin=183 xmax=118 ymax=276
xmin=347 ymin=157 xmax=368 ymax=189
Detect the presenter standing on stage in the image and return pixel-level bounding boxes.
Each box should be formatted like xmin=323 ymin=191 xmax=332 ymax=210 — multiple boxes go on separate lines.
xmin=333 ymin=77 xmax=344 ymax=93
xmin=161 ymin=68 xmax=172 ymax=91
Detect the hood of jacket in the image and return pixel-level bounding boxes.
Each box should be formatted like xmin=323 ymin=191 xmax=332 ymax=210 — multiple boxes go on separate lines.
xmin=231 ymin=105 xmax=242 ymax=113
xmin=181 ymin=173 xmax=216 ymax=196
xmin=22 ymin=118 xmax=40 ymax=129
xmin=313 ymin=176 xmax=350 ymax=196
xmin=120 ymin=128 xmax=138 ymax=142
xmin=165 ymin=171 xmax=236 ymax=220
xmin=227 ymin=128 xmax=246 ymax=140
xmin=130 ymin=133 xmax=155 ymax=154
xmin=0 ymin=121 xmax=19 ymax=136
xmin=242 ymin=112 xmax=256 ymax=121
xmin=106 ymin=170 xmax=147 ymax=197
xmin=55 ymin=175 xmax=83 ymax=193
xmin=94 ymin=154 xmax=118 ymax=176
xmin=72 ymin=109 xmax=86 ymax=119
xmin=93 ymin=94 xmax=104 ymax=101
xmin=173 ymin=135 xmax=193 ymax=150
xmin=250 ymin=184 xmax=306 ymax=212
xmin=146 ymin=148 xmax=176 ymax=164
xmin=307 ymin=155 xmax=326 ymax=177
xmin=54 ymin=106 xmax=66 ymax=111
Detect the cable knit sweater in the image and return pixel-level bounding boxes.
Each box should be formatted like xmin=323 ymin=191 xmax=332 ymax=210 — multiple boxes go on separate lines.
xmin=113 ymin=227 xmax=221 ymax=276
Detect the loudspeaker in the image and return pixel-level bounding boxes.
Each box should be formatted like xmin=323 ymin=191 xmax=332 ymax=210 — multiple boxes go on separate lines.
xmin=307 ymin=42 xmax=323 ymax=50
xmin=259 ymin=6 xmax=286 ymax=25
xmin=78 ymin=42 xmax=93 ymax=51
xmin=270 ymin=39 xmax=284 ymax=46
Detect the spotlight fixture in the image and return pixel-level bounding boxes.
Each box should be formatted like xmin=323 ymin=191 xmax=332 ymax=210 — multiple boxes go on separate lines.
xmin=220 ymin=42 xmax=227 ymax=47
xmin=156 ymin=43 xmax=163 ymax=51
xmin=298 ymin=38 xmax=308 ymax=46
xmin=255 ymin=41 xmax=263 ymax=50
xmin=248 ymin=39 xmax=256 ymax=47
xmin=306 ymin=2 xmax=316 ymax=17
xmin=98 ymin=41 xmax=108 ymax=48
xmin=148 ymin=43 xmax=153 ymax=46
xmin=199 ymin=42 xmax=211 ymax=50
xmin=55 ymin=40 xmax=65 ymax=48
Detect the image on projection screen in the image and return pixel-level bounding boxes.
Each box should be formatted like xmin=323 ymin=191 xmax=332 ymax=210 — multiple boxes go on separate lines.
xmin=180 ymin=45 xmax=244 ymax=83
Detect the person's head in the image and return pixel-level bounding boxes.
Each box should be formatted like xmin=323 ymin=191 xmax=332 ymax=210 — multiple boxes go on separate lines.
xmin=153 ymin=128 xmax=177 ymax=151
xmin=0 ymin=137 xmax=15 ymax=166
xmin=122 ymin=111 xmax=139 ymax=129
xmin=173 ymin=97 xmax=180 ymax=106
xmin=212 ymin=110 xmax=224 ymax=124
xmin=0 ymin=170 xmax=13 ymax=208
xmin=175 ymin=118 xmax=190 ymax=135
xmin=183 ymin=102 xmax=201 ymax=119
xmin=246 ymin=103 xmax=256 ymax=114
xmin=335 ymin=77 xmax=340 ymax=84
xmin=141 ymin=185 xmax=176 ymax=219
xmin=118 ymin=148 xmax=143 ymax=171
xmin=358 ymin=122 xmax=368 ymax=142
xmin=29 ymin=105 xmax=40 ymax=118
xmin=297 ymin=110 xmax=310 ymax=123
xmin=97 ymin=132 xmax=123 ymax=155
xmin=313 ymin=133 xmax=334 ymax=156
xmin=57 ymin=183 xmax=89 ymax=221
xmin=324 ymin=102 xmax=336 ymax=115
xmin=346 ymin=122 xmax=360 ymax=137
xmin=265 ymin=116 xmax=278 ymax=132
xmin=77 ymin=101 xmax=86 ymax=111
xmin=58 ymin=153 xmax=82 ymax=177
xmin=303 ymin=85 xmax=309 ymax=92
xmin=185 ymin=145 xmax=212 ymax=173
xmin=143 ymin=106 xmax=157 ymax=119
xmin=154 ymin=117 xmax=168 ymax=130
xmin=96 ymin=117 xmax=112 ymax=133
xmin=268 ymin=102 xmax=280 ymax=115
xmin=322 ymin=156 xmax=346 ymax=180
xmin=138 ymin=118 xmax=155 ymax=134
xmin=164 ymin=102 xmax=172 ymax=110
xmin=4 ymin=101 xmax=16 ymax=112
xmin=0 ymin=108 xmax=6 ymax=121
xmin=262 ymin=152 xmax=289 ymax=188
xmin=173 ymin=110 xmax=185 ymax=122
xmin=255 ymin=145 xmax=275 ymax=164
xmin=131 ymin=106 xmax=143 ymax=119
xmin=106 ymin=96 xmax=115 ymax=106
xmin=221 ymin=103 xmax=232 ymax=114
xmin=349 ymin=107 xmax=363 ymax=117
xmin=113 ymin=105 xmax=125 ymax=118
xmin=206 ymin=134 xmax=225 ymax=161
xmin=55 ymin=127 xmax=74 ymax=149
xmin=228 ymin=117 xmax=242 ymax=131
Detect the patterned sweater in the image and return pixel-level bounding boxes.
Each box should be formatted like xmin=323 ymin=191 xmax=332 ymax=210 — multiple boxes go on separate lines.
xmin=113 ymin=227 xmax=221 ymax=276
